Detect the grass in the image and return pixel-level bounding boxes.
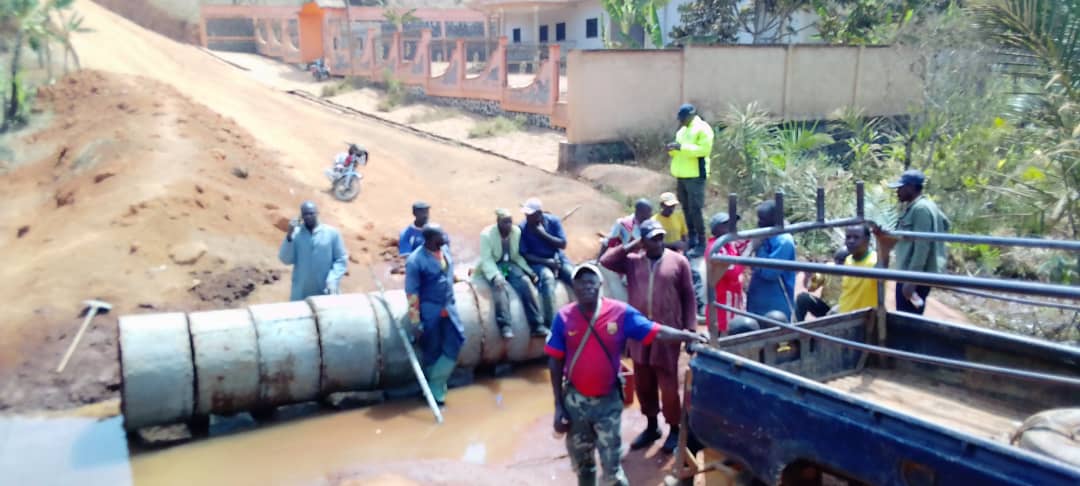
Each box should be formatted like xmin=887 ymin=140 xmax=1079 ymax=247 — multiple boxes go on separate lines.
xmin=467 ymin=115 xmax=526 ymax=138
xmin=407 ymin=107 xmax=462 ymax=124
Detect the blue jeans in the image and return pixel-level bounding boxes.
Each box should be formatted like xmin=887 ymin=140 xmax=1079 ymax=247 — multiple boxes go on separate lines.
xmin=530 ymin=256 xmax=574 ymax=326
xmin=488 ymin=264 xmax=544 ymax=330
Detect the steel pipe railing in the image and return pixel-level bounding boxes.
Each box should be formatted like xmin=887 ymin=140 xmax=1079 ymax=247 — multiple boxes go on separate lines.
xmin=707 ymin=303 xmax=1080 ymax=389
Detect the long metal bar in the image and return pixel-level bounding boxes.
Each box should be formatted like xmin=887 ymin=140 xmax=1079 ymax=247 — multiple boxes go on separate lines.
xmin=709 ymin=303 xmax=1080 ymax=388
xmin=711 ymin=255 xmax=1080 ymax=300
xmin=942 ymin=286 xmax=1080 ymax=312
xmin=710 ymin=217 xmax=865 ymax=252
xmin=370 ymin=268 xmax=444 ymax=424
xmin=888 ymin=230 xmax=1080 ymax=252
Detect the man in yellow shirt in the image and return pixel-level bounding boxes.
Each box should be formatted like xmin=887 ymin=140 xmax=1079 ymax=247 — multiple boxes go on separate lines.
xmin=653 ymin=192 xmax=689 ymax=252
xmin=666 ymin=104 xmax=714 ymax=257
xmin=838 ymin=225 xmax=880 ymax=312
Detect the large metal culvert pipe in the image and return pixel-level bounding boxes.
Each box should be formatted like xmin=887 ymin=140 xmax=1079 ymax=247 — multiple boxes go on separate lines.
xmin=119 ymin=273 xmax=629 ymax=430
xmin=248 ymin=301 xmax=321 ymax=408
xmin=118 ymin=312 xmax=195 ymax=430
xmin=189 ymin=309 xmax=260 ymax=415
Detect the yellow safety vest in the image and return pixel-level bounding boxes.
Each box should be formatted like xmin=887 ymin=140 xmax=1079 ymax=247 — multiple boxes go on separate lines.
xmin=669 ymin=116 xmax=714 ymax=179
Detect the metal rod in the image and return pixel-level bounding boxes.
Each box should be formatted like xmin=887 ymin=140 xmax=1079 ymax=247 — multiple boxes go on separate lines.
xmin=774 ymin=191 xmax=785 ymax=229
xmin=708 ymin=303 xmax=1080 ymax=388
xmin=887 ymin=230 xmax=1080 ymax=252
xmin=710 ymin=255 xmax=1080 ymax=300
xmin=943 ymin=286 xmax=1080 ymax=312
xmin=727 ymin=193 xmax=738 ymax=235
xmin=816 ymin=187 xmax=825 ymax=223
xmin=855 ymin=180 xmax=865 ymax=219
xmin=709 ymin=218 xmax=864 ymax=258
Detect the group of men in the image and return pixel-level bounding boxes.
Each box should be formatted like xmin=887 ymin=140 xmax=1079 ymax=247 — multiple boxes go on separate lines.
xmin=274 ymin=102 xmax=950 ymax=486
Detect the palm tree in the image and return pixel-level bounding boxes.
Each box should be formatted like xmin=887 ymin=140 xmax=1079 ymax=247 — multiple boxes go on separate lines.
xmin=973 ymin=0 xmax=1080 ymax=236
xmin=1 ymin=0 xmax=83 ymax=130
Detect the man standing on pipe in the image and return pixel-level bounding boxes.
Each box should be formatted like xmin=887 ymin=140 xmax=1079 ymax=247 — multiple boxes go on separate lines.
xmin=405 ymin=224 xmax=465 ymax=406
xmin=546 ymin=264 xmax=706 ymax=486
xmin=279 ymin=200 xmax=348 ymax=300
xmin=599 ymin=220 xmax=697 ymax=454
xmin=665 ymin=103 xmax=714 ymax=258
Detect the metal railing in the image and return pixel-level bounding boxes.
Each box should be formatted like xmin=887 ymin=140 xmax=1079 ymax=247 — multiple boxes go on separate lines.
xmin=702 ymin=180 xmax=1080 ymax=387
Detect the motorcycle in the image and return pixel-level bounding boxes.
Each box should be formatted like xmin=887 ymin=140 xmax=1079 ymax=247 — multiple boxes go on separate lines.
xmin=325 ymin=143 xmax=368 ymax=202
xmin=308 ymin=58 xmax=330 ymax=82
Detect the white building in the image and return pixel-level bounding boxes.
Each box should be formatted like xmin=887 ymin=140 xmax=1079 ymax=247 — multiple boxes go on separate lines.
xmin=467 ymin=0 xmax=820 ymax=52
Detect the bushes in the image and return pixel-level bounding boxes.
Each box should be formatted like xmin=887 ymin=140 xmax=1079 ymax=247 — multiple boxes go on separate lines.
xmin=467 ymin=115 xmax=525 ymax=138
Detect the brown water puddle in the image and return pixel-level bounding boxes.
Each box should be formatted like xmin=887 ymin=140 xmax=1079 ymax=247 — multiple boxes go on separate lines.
xmin=0 ymin=364 xmax=564 ymax=486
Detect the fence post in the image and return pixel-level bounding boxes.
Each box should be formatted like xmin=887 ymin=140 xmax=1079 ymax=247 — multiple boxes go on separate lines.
xmin=781 ymin=44 xmax=793 ymax=119
xmin=455 ymin=38 xmax=466 ymax=89
xmin=420 ymin=28 xmax=432 ymax=90
xmin=547 ymin=43 xmax=560 ymax=113
xmin=851 ymin=45 xmax=864 ymax=112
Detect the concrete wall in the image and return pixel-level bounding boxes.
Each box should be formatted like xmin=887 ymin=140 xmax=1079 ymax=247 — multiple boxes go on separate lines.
xmin=565 ymin=49 xmax=684 ymax=143
xmin=566 ymin=44 xmax=921 ymax=144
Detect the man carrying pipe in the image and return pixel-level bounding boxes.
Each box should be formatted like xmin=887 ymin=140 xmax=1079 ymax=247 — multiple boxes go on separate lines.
xmin=279 ymin=201 xmax=348 ymax=300
xmin=405 ymin=224 xmax=465 ymax=407
xmin=599 ymin=220 xmax=697 ymax=454
xmin=546 ymin=264 xmax=707 ymax=486
xmin=746 ymin=200 xmax=797 ymax=321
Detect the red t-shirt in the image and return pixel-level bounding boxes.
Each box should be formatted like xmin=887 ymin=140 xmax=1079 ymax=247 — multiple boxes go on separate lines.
xmin=545 ymin=298 xmax=660 ymax=397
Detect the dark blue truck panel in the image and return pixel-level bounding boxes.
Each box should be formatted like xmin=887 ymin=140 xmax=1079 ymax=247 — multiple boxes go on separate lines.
xmin=688 ymin=310 xmax=1080 ymax=485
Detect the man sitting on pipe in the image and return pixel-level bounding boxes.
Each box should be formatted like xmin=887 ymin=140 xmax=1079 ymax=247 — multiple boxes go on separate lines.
xmin=405 ymin=224 xmax=465 ymax=407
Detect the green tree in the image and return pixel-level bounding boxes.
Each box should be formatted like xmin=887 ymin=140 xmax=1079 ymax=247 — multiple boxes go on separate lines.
xmin=669 ymin=0 xmax=740 ymax=44
xmin=600 ymin=0 xmax=669 ymax=48
xmin=668 ymin=0 xmax=814 ymax=45
xmin=2 ymin=0 xmax=83 ymax=131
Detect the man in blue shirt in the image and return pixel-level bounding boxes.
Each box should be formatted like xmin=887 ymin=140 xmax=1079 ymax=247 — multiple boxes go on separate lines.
xmin=519 ymin=197 xmax=574 ymax=330
xmin=746 ymin=201 xmax=797 ymax=321
xmin=399 ymin=201 xmax=451 ymax=256
xmin=278 ymin=201 xmax=348 ymax=300
xmin=405 ymin=224 xmax=464 ymax=406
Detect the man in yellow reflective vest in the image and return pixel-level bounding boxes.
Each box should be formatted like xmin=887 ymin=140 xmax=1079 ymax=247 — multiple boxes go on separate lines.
xmin=666 ymin=103 xmax=714 ymax=258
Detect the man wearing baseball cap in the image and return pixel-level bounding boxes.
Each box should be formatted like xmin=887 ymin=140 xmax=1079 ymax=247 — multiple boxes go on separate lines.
xmin=873 ymin=169 xmax=950 ymax=314
xmin=665 ymin=103 xmax=714 ymax=257
xmin=399 ymin=201 xmax=451 ymax=256
xmin=519 ymin=197 xmax=575 ymax=326
xmin=705 ymin=212 xmax=749 ymax=336
xmin=599 ymin=219 xmax=698 ymax=454
xmin=653 ymin=192 xmax=689 ymax=252
xmin=546 ymin=263 xmax=706 ymax=486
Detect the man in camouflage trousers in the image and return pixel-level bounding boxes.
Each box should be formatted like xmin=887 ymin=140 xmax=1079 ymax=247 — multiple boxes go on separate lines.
xmin=546 ymin=264 xmax=706 ymax=486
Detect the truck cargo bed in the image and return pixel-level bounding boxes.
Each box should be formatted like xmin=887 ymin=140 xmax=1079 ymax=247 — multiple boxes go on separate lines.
xmin=826 ymin=369 xmax=1025 ymax=443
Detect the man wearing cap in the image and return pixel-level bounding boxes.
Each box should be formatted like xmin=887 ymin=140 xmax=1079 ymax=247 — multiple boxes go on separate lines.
xmin=405 ymin=223 xmax=465 ymax=406
xmin=706 ymin=212 xmax=750 ymax=335
xmin=546 ymin=263 xmax=707 ymax=486
xmin=746 ymin=201 xmax=798 ymax=321
xmin=399 ymin=201 xmax=451 ymax=256
xmin=602 ymin=198 xmax=654 ymax=251
xmin=475 ymin=208 xmax=545 ymax=338
xmin=873 ymin=169 xmax=950 ymax=314
xmin=666 ymin=103 xmax=714 ymax=257
xmin=599 ymin=220 xmax=697 ymax=454
xmin=519 ymin=197 xmax=575 ymax=326
xmin=653 ymin=192 xmax=689 ymax=252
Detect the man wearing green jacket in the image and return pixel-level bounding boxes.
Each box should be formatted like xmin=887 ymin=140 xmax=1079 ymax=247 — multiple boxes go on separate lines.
xmin=475 ymin=208 xmax=545 ymax=338
xmin=666 ymin=104 xmax=714 ymax=257
xmin=874 ymin=169 xmax=950 ymax=314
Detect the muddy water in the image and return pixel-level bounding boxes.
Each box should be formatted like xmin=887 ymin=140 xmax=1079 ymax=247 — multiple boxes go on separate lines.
xmin=1 ymin=364 xmax=562 ymax=486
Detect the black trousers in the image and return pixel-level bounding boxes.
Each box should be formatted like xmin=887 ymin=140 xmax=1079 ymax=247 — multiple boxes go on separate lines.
xmin=795 ymin=292 xmax=831 ymax=321
xmin=895 ymin=285 xmax=931 ymax=314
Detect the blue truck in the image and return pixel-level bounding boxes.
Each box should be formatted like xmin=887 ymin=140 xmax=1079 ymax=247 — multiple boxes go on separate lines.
xmin=685 ymin=186 xmax=1080 ymax=486
xmin=687 ymin=308 xmax=1080 ymax=485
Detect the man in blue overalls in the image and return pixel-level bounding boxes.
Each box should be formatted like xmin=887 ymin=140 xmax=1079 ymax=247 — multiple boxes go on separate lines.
xmin=405 ymin=224 xmax=465 ymax=406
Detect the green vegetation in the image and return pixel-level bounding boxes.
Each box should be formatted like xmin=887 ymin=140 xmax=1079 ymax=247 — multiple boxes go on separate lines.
xmin=1 ymin=0 xmax=86 ymax=132
xmin=407 ymin=107 xmax=462 ymax=124
xmin=467 ymin=115 xmax=525 ymax=138
xmin=632 ymin=2 xmax=1080 ymax=286
xmin=376 ymin=68 xmax=407 ymax=112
